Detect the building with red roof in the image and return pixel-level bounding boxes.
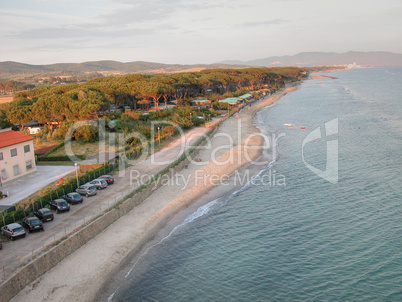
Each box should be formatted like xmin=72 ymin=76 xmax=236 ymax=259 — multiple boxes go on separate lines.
xmin=0 ymin=128 xmax=36 ymax=185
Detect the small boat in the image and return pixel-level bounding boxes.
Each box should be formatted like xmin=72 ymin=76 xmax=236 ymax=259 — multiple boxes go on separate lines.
xmin=300 ymin=126 xmax=305 ymax=129
xmin=283 ymin=123 xmax=294 ymax=127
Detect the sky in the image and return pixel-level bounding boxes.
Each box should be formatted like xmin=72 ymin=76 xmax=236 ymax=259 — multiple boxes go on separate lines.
xmin=1 ymin=0 xmax=401 ymax=65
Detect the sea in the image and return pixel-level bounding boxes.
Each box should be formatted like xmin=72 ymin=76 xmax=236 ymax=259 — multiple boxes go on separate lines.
xmin=107 ymin=67 xmax=402 ymax=301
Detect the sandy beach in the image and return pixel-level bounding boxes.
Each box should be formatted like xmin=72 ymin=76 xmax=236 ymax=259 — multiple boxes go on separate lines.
xmin=10 ymin=87 xmax=296 ymax=302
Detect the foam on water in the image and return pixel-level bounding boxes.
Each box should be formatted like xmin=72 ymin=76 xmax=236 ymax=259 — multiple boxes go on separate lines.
xmin=108 ymin=156 xmax=276 ymax=300
xmin=124 ymin=159 xmax=275 ymax=277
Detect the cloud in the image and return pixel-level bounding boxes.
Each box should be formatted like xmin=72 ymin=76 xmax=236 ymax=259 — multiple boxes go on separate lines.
xmin=242 ymin=19 xmax=288 ymax=27
xmin=19 ymin=39 xmax=145 ymax=51
xmin=11 ymin=0 xmax=215 ymax=41
xmin=95 ymin=0 xmax=217 ymax=25
xmin=0 ymin=8 xmax=81 ymax=21
xmin=15 ymin=26 xmax=155 ymax=40
xmin=3 ymin=0 xmax=401 ymax=65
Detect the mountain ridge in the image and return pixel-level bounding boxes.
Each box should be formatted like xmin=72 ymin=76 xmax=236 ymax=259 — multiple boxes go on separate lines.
xmin=221 ymin=51 xmax=402 ymax=67
xmin=2 ymin=51 xmax=402 ymax=80
xmin=0 ymin=60 xmax=248 ymax=80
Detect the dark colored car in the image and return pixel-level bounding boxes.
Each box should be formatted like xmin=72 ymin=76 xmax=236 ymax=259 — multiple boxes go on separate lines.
xmin=34 ymin=208 xmax=54 ymax=222
xmin=22 ymin=217 xmax=44 ymax=232
xmin=0 ymin=238 xmax=2 ymax=250
xmin=1 ymin=223 xmax=26 ymax=240
xmin=61 ymin=192 xmax=83 ymax=205
xmin=48 ymin=199 xmax=70 ymax=213
xmin=100 ymin=175 xmax=115 ymax=184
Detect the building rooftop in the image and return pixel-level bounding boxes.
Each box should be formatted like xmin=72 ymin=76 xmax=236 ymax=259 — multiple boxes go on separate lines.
xmin=191 ymin=99 xmax=211 ymax=103
xmin=0 ymin=128 xmax=33 ymax=148
xmin=24 ymin=120 xmax=40 ymax=127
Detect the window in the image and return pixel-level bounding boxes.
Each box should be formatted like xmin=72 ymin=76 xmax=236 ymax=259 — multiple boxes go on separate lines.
xmin=26 ymin=160 xmax=33 ymax=170
xmin=13 ymin=165 xmax=20 ymax=176
xmin=10 ymin=148 xmax=17 ymax=157
xmin=0 ymin=152 xmax=3 ymax=160
xmin=24 ymin=145 xmax=30 ymax=153
xmin=1 ymin=170 xmax=7 ymax=179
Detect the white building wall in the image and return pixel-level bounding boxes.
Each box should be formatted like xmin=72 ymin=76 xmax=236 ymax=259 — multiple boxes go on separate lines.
xmin=0 ymin=139 xmax=36 ymax=185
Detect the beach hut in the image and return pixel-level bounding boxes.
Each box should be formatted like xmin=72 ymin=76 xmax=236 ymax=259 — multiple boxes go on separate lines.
xmin=219 ymin=98 xmax=242 ymax=105
xmin=238 ymin=93 xmax=253 ymax=102
xmin=219 ymin=98 xmax=241 ymax=105
xmin=191 ymin=99 xmax=212 ymax=107
xmin=218 ymin=98 xmax=244 ymax=111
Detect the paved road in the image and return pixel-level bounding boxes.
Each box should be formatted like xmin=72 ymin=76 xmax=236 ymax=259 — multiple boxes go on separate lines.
xmin=0 ymin=166 xmax=76 ymax=207
xmin=0 ymin=124 xmax=215 ymax=278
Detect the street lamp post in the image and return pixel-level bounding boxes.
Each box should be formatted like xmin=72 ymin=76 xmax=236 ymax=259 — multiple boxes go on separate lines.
xmin=74 ymin=162 xmax=79 ymax=188
xmin=157 ymin=127 xmax=160 ymax=145
xmin=190 ymin=112 xmax=192 ymax=121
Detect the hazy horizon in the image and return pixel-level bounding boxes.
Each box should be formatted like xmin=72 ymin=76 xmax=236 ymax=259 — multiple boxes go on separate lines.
xmin=1 ymin=0 xmax=402 ymax=65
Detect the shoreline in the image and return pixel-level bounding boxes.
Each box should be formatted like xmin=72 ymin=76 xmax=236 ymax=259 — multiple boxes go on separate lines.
xmin=10 ymin=86 xmax=297 ymax=302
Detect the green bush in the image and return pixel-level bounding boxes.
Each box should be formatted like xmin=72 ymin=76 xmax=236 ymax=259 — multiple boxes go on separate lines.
xmin=37 ymin=155 xmax=86 ymax=162
xmin=191 ymin=117 xmax=205 ymax=127
xmin=50 ymin=122 xmax=75 ymax=141
xmin=74 ymin=125 xmax=99 ymax=142
xmin=44 ymin=140 xmax=66 ymax=156
xmin=218 ymin=102 xmax=230 ymax=110
xmin=162 ymin=125 xmax=176 ymax=137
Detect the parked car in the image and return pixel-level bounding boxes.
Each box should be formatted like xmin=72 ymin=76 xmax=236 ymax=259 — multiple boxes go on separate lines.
xmin=99 ymin=175 xmax=115 ymax=184
xmin=1 ymin=223 xmax=26 ymax=240
xmin=61 ymin=192 xmax=83 ymax=205
xmin=22 ymin=217 xmax=44 ymax=232
xmin=76 ymin=184 xmax=97 ymax=197
xmin=34 ymin=208 xmax=54 ymax=222
xmin=89 ymin=179 xmax=108 ymax=190
xmin=48 ymin=199 xmax=70 ymax=213
xmin=0 ymin=238 xmax=2 ymax=250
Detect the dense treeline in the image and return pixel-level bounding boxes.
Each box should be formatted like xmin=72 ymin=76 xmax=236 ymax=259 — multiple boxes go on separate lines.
xmin=0 ymin=67 xmax=307 ymax=127
xmin=0 ymin=80 xmax=35 ymax=94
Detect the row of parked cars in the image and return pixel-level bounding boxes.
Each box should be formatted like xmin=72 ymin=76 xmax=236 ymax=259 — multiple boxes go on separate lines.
xmin=0 ymin=175 xmax=115 ymax=248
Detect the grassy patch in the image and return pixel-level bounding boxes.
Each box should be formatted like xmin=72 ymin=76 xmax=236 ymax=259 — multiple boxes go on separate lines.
xmin=36 ymin=161 xmax=75 ymax=166
xmin=47 ymin=140 xmax=117 ymax=159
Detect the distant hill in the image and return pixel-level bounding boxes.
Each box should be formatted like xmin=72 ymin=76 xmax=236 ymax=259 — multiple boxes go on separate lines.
xmin=0 ymin=60 xmax=248 ymax=80
xmin=222 ymin=51 xmax=402 ymax=67
xmin=3 ymin=51 xmax=401 ymax=81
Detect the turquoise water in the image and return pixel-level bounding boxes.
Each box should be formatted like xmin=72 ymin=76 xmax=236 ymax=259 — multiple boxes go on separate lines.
xmin=110 ymin=67 xmax=402 ymax=301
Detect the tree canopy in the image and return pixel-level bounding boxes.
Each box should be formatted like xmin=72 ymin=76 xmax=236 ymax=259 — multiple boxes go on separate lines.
xmin=0 ymin=67 xmax=307 ymax=126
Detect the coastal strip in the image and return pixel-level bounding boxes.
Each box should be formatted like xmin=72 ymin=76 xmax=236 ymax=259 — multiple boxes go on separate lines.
xmin=9 ymin=87 xmax=297 ymax=302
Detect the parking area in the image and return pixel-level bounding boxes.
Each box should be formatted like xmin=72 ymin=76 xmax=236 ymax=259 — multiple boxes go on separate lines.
xmin=0 ymin=124 xmax=214 ymax=279
xmin=0 ymin=166 xmax=76 ymax=207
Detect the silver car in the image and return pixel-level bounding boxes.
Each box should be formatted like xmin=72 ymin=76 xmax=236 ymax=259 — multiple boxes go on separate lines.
xmin=89 ymin=179 xmax=108 ymax=190
xmin=1 ymin=223 xmax=26 ymax=240
xmin=76 ymin=184 xmax=97 ymax=197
